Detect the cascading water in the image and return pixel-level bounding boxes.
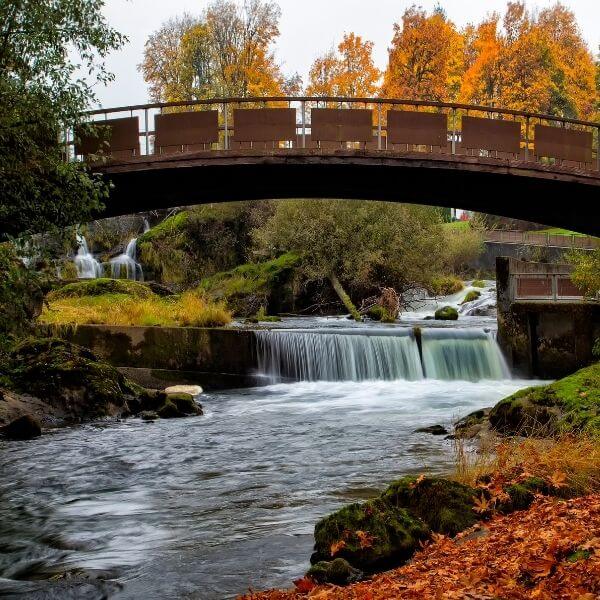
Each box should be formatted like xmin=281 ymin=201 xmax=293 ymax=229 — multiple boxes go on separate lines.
xmin=421 ymin=328 xmax=510 ymax=381
xmin=74 ymin=234 xmax=103 ymax=279
xmin=256 ymin=329 xmax=424 ymax=383
xmin=256 ymin=327 xmax=510 ymax=383
xmin=110 ymin=238 xmax=144 ymax=281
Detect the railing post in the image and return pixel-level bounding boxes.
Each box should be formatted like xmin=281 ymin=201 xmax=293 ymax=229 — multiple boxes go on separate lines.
xmin=552 ymin=275 xmax=558 ymax=301
xmin=223 ymin=103 xmax=228 ymax=150
xmin=525 ymin=116 xmax=530 ymax=161
xmin=144 ymin=108 xmax=150 ymax=155
xmin=301 ymin=100 xmax=306 ymax=149
xmin=451 ymin=108 xmax=456 ymax=155
xmin=377 ymin=103 xmax=382 ymax=150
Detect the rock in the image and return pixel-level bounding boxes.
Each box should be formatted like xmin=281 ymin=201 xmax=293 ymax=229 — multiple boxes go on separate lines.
xmin=2 ymin=414 xmax=42 ymax=440
xmin=414 ymin=424 xmax=448 ymax=435
xmin=157 ymin=399 xmax=182 ymax=419
xmin=461 ymin=290 xmax=481 ymax=304
xmin=306 ymin=558 xmax=362 ymax=585
xmin=164 ymin=385 xmax=203 ymax=398
xmin=434 ymin=306 xmax=458 ymax=320
xmin=140 ymin=411 xmax=158 ymax=421
xmin=167 ymin=393 xmax=202 ymax=415
xmin=454 ymin=408 xmax=492 ymax=439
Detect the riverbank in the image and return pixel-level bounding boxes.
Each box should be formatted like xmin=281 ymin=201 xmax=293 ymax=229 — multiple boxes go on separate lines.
xmin=242 ymin=493 xmax=600 ymax=599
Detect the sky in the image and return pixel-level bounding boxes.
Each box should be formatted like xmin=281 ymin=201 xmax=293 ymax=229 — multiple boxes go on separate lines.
xmin=96 ymin=0 xmax=600 ymax=109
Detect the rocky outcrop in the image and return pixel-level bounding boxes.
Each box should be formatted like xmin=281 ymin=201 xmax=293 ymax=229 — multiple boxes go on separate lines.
xmin=1 ymin=414 xmax=42 ymax=440
xmin=434 ymin=306 xmax=458 ymax=320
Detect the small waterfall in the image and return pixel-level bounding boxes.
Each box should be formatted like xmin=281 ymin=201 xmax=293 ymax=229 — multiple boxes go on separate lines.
xmin=256 ymin=329 xmax=424 ymax=382
xmin=110 ymin=238 xmax=144 ymax=281
xmin=74 ymin=234 xmax=103 ymax=279
xmin=256 ymin=327 xmax=510 ymax=383
xmin=421 ymin=328 xmax=510 ymax=381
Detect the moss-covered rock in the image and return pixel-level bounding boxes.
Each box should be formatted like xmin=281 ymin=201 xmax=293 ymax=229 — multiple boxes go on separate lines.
xmin=49 ymin=278 xmax=155 ymax=300
xmin=471 ymin=280 xmax=486 ymax=288
xmin=461 ymin=290 xmax=481 ymax=304
xmin=165 ymin=392 xmax=202 ymax=416
xmin=306 ymin=558 xmax=362 ymax=585
xmin=488 ymin=362 xmax=600 ymax=436
xmin=428 ymin=276 xmax=464 ymax=296
xmin=311 ymin=496 xmax=429 ymax=572
xmin=435 ymin=306 xmax=458 ymax=320
xmin=367 ymin=306 xmax=395 ymax=323
xmin=382 ymin=476 xmax=478 ymax=536
xmin=453 ymin=408 xmax=492 ymax=438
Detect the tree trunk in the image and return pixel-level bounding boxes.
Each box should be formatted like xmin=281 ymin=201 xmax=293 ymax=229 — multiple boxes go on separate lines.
xmin=329 ymin=273 xmax=361 ymax=321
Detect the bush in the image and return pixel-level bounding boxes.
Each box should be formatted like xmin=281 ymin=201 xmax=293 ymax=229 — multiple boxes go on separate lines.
xmin=461 ymin=290 xmax=481 ymax=304
xmin=428 ymin=275 xmax=464 ymax=296
xmin=471 ymin=279 xmax=486 ymax=288
xmin=49 ymin=278 xmax=154 ymax=300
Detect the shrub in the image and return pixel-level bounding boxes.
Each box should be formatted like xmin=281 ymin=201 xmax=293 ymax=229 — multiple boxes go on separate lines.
xmin=428 ymin=275 xmax=464 ymax=296
xmin=49 ymin=278 xmax=154 ymax=300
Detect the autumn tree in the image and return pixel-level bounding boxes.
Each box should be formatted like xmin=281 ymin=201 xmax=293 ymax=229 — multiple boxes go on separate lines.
xmin=382 ymin=6 xmax=463 ymax=101
xmin=307 ymin=33 xmax=380 ymax=97
xmin=139 ymin=0 xmax=284 ymax=102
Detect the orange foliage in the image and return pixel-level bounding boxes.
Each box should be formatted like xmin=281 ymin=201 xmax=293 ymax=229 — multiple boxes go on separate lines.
xmin=306 ymin=33 xmax=380 ymax=97
xmin=241 ymin=494 xmax=600 ymax=599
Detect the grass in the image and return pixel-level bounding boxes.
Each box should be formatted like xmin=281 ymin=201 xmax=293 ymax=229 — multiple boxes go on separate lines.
xmin=428 ymin=275 xmax=464 ymax=296
xmin=536 ymin=227 xmax=589 ymax=238
xmin=49 ymin=278 xmax=154 ymax=300
xmin=452 ymin=432 xmax=600 ymax=497
xmin=41 ymin=290 xmax=232 ymax=328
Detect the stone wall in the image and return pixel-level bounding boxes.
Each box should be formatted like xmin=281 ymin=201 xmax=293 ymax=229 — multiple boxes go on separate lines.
xmin=496 ymin=257 xmax=600 ymax=378
xmin=60 ymin=325 xmax=260 ymax=390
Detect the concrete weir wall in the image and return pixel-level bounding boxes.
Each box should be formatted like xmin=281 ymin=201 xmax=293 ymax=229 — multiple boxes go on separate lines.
xmin=61 ymin=325 xmax=260 ymax=390
xmin=496 ymin=257 xmax=600 ymax=379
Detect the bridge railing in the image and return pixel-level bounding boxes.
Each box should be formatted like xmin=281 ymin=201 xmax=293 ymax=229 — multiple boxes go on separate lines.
xmin=485 ymin=230 xmax=599 ymax=249
xmin=66 ymin=96 xmax=600 ymax=172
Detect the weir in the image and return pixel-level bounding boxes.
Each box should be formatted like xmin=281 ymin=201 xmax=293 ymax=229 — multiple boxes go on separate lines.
xmin=255 ymin=328 xmax=510 ymax=383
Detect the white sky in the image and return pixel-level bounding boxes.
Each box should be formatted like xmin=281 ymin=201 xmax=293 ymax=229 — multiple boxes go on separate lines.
xmin=96 ymin=0 xmax=600 ymax=109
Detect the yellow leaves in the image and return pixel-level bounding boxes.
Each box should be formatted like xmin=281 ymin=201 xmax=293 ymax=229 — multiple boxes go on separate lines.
xmin=523 ymin=555 xmax=557 ymax=579
xmin=329 ymin=539 xmax=346 ymax=557
xmin=473 ymin=494 xmax=492 ymax=514
xmin=548 ymin=471 xmax=568 ymax=489
xmin=409 ymin=474 xmax=426 ymax=489
xmin=355 ymin=530 xmax=375 ymax=550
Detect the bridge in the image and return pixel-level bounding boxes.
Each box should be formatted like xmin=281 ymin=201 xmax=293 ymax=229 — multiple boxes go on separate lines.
xmin=69 ymin=97 xmax=600 ymax=235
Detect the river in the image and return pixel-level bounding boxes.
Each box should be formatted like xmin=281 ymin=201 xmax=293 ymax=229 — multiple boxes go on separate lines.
xmin=0 ymin=283 xmax=544 ymax=599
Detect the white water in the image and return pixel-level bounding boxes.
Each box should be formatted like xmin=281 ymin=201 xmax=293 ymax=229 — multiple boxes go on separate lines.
xmin=256 ymin=326 xmax=509 ymax=383
xmin=421 ymin=328 xmax=510 ymax=380
xmin=110 ymin=238 xmax=144 ymax=281
xmin=74 ymin=234 xmax=103 ymax=279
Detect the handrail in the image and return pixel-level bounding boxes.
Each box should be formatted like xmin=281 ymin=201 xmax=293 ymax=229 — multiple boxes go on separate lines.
xmin=84 ymin=96 xmax=600 ymax=129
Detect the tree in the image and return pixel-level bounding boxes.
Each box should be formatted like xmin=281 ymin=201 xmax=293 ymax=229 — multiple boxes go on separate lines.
xmin=382 ymin=7 xmax=463 ymax=101
xmin=0 ymin=0 xmax=125 ymax=241
xmin=569 ymin=249 xmax=600 ymax=299
xmin=252 ymin=200 xmax=445 ymax=303
xmin=307 ymin=33 xmax=380 ymax=97
xmin=139 ymin=0 xmax=284 ymax=102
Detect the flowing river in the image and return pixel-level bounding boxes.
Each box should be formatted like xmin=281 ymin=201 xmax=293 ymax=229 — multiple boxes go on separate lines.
xmin=0 ymin=287 xmax=545 ymax=599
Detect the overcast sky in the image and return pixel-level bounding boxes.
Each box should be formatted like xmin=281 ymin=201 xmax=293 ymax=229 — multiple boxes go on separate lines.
xmin=96 ymin=0 xmax=600 ymax=108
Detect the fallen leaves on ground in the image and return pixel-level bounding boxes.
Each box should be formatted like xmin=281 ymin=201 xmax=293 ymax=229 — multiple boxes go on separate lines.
xmin=241 ymin=494 xmax=600 ymax=600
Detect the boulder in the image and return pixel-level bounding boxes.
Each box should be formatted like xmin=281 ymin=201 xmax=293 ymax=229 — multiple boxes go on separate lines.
xmin=164 ymin=385 xmax=203 ymax=398
xmin=434 ymin=306 xmax=458 ymax=320
xmin=140 ymin=411 xmax=158 ymax=421
xmin=461 ymin=290 xmax=481 ymax=304
xmin=453 ymin=408 xmax=492 ymax=439
xmin=414 ymin=424 xmax=448 ymax=435
xmin=306 ymin=558 xmax=362 ymax=585
xmin=1 ymin=414 xmax=42 ymax=440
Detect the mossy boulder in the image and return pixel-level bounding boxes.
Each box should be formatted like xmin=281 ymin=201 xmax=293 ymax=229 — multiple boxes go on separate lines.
xmin=381 ymin=476 xmax=478 ymax=536
xmin=461 ymin=290 xmax=481 ymax=304
xmin=453 ymin=408 xmax=492 ymax=439
xmin=306 ymin=558 xmax=362 ymax=585
xmin=489 ymin=362 xmax=600 ymax=436
xmin=471 ymin=280 xmax=486 ymax=288
xmin=165 ymin=392 xmax=202 ymax=416
xmin=7 ymin=337 xmax=151 ymax=422
xmin=367 ymin=306 xmax=396 ymax=323
xmin=49 ymin=278 xmax=154 ymax=300
xmin=435 ymin=306 xmax=458 ymax=320
xmin=311 ymin=496 xmax=429 ymax=572
xmin=1 ymin=414 xmax=42 ymax=440
xmin=429 ymin=276 xmax=464 ymax=296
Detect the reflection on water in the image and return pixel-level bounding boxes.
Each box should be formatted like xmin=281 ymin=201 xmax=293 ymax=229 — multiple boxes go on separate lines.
xmin=0 ymin=378 xmax=539 ymax=599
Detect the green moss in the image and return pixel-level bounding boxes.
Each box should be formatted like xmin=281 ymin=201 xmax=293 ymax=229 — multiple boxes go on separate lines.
xmin=567 ymin=550 xmax=591 ymax=562
xmin=429 ymin=276 xmax=464 ymax=296
xmin=471 ymin=280 xmax=486 ymax=288
xmin=157 ymin=399 xmax=182 ymax=419
xmin=461 ymin=290 xmax=481 ymax=304
xmin=138 ymin=211 xmax=189 ymax=244
xmin=489 ymin=362 xmax=600 ymax=436
xmin=367 ymin=306 xmax=395 ymax=323
xmin=49 ymin=278 xmax=155 ymax=300
xmin=435 ymin=306 xmax=458 ymax=320
xmin=247 ymin=306 xmax=282 ymax=323
xmin=382 ymin=476 xmax=478 ymax=536
xmin=306 ymin=558 xmax=362 ymax=585
xmin=312 ymin=496 xmax=428 ymax=572
xmin=166 ymin=392 xmax=202 ymax=415
xmin=499 ymin=477 xmax=550 ymax=512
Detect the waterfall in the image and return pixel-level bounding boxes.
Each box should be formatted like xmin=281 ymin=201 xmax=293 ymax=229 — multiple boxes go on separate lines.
xmin=421 ymin=328 xmax=510 ymax=381
xmin=74 ymin=234 xmax=103 ymax=279
xmin=256 ymin=329 xmax=424 ymax=383
xmin=255 ymin=327 xmax=510 ymax=383
xmin=110 ymin=238 xmax=144 ymax=281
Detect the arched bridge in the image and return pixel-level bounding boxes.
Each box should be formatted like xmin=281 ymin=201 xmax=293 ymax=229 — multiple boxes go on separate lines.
xmin=72 ymin=97 xmax=600 ymax=235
